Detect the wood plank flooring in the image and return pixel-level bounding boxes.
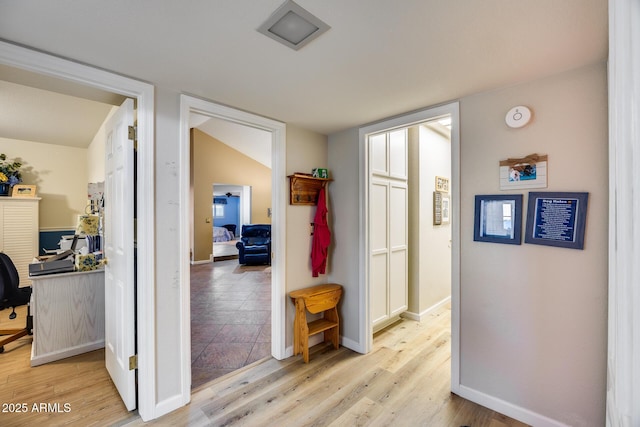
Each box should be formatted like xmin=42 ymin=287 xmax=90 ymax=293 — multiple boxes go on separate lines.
xmin=124 ymin=304 xmax=529 ymax=427
xmin=1 ymin=302 xmax=529 ymax=426
xmin=0 ymin=305 xmax=135 ymax=427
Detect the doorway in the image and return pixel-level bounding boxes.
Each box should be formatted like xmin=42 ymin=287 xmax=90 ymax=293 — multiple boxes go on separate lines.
xmin=359 ymin=102 xmax=461 ymax=388
xmin=0 ymin=41 xmax=156 ymax=418
xmin=179 ymin=95 xmax=287 ymax=389
xmin=189 ymin=120 xmax=273 ymax=387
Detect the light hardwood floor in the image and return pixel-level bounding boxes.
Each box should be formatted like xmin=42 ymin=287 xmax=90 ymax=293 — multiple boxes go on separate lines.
xmin=1 ymin=303 xmax=529 ymax=426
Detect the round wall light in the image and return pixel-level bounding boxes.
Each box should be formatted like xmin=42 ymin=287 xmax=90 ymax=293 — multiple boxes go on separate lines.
xmin=505 ymin=106 xmax=532 ymax=128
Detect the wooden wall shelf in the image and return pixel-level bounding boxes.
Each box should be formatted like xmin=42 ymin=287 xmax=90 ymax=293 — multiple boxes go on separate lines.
xmin=288 ymin=173 xmax=332 ymax=205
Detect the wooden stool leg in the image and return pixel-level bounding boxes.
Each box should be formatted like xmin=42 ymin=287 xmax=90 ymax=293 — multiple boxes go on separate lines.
xmin=302 ymin=322 xmax=310 ymax=363
xmin=324 ymin=307 xmax=340 ymax=350
xmin=293 ymin=299 xmax=306 ymax=357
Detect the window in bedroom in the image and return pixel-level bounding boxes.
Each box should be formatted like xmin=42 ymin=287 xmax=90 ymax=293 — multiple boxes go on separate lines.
xmin=214 ymin=204 xmax=225 ymax=217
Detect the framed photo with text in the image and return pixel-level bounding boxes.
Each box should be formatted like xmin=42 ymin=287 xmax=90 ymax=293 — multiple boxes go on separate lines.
xmin=524 ymin=191 xmax=589 ymax=249
xmin=435 ymin=176 xmax=449 ymax=193
xmin=474 ymin=194 xmax=523 ymax=245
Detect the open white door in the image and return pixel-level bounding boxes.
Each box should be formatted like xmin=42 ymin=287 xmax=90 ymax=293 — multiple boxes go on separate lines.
xmin=104 ymin=98 xmax=136 ymax=411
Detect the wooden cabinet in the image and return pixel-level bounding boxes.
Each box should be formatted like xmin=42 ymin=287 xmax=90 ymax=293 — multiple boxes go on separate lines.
xmin=0 ymin=198 xmax=39 ymax=287
xmin=369 ymin=129 xmax=408 ymax=332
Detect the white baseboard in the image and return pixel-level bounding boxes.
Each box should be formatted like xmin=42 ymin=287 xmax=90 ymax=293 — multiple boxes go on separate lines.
xmin=402 ymin=296 xmax=451 ymax=322
xmin=340 ymin=335 xmax=363 ymax=353
xmin=30 ymin=340 xmax=104 ymax=367
xmin=454 ymin=384 xmax=570 ymax=427
xmin=191 ymin=259 xmax=212 ymax=265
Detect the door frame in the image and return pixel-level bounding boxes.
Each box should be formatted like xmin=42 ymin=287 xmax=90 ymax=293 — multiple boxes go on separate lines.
xmin=178 ymin=96 xmax=287 ymax=390
xmin=0 ymin=41 xmax=156 ymax=419
xmin=358 ymin=102 xmax=461 ymax=387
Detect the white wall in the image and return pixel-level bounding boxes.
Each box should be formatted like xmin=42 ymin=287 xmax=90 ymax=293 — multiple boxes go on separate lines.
xmin=458 ymin=62 xmax=607 ymax=426
xmin=407 ymin=124 xmax=452 ymax=319
xmin=327 ymin=127 xmax=362 ymax=348
xmin=155 ymin=87 xmax=184 ymax=404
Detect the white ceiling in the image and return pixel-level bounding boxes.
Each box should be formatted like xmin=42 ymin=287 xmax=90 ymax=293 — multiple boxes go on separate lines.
xmin=0 ymin=0 xmax=608 ymax=141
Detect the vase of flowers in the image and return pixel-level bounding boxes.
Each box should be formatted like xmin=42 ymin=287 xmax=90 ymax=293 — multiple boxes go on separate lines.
xmin=0 ymin=153 xmax=22 ymax=196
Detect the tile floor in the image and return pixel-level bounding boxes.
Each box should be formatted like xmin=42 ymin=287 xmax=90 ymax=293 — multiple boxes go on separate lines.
xmin=190 ymin=259 xmax=271 ymax=389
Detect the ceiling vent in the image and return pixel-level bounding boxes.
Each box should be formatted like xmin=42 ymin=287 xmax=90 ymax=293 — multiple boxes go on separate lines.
xmin=257 ymin=0 xmax=330 ymax=51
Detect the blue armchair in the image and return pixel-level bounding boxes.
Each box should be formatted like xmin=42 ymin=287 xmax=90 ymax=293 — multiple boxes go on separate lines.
xmin=236 ymin=224 xmax=271 ymax=265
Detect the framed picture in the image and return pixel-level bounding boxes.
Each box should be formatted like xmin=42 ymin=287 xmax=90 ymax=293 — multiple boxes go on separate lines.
xmin=433 ymin=191 xmax=443 ymax=225
xmin=499 ymin=153 xmax=547 ymax=190
xmin=11 ymin=184 xmax=36 ymax=198
xmin=441 ymin=195 xmax=450 ymax=224
xmin=435 ymin=176 xmax=449 ymax=193
xmin=474 ymin=194 xmax=523 ymax=245
xmin=524 ymin=191 xmax=589 ymax=249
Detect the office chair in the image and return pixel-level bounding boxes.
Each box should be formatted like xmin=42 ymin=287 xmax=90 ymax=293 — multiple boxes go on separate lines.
xmin=0 ymin=252 xmax=33 ymax=353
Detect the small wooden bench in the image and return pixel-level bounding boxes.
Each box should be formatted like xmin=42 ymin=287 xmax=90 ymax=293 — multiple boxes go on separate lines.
xmin=289 ymin=283 xmax=342 ymax=363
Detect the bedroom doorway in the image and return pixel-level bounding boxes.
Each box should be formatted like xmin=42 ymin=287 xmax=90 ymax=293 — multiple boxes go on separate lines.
xmin=179 ymin=95 xmax=287 ymax=390
xmin=212 ymin=184 xmax=250 ymax=261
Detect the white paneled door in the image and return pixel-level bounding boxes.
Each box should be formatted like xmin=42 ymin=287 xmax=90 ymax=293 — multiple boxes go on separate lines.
xmin=369 ymin=129 xmax=408 ymax=332
xmin=104 ymin=98 xmax=136 ymax=411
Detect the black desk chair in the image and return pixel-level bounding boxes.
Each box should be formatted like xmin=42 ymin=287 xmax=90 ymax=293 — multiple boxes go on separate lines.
xmin=0 ymin=252 xmax=33 ymax=353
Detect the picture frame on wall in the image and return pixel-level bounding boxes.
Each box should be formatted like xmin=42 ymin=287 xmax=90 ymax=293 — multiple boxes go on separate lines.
xmin=499 ymin=153 xmax=548 ymax=190
xmin=435 ymin=176 xmax=449 ymax=193
xmin=524 ymin=191 xmax=589 ymax=250
xmin=474 ymin=194 xmax=523 ymax=245
xmin=441 ymin=195 xmax=450 ymax=224
xmin=433 ymin=191 xmax=443 ymax=225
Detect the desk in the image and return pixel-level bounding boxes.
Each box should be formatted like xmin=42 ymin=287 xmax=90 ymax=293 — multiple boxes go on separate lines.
xmin=29 ymin=269 xmax=105 ymax=366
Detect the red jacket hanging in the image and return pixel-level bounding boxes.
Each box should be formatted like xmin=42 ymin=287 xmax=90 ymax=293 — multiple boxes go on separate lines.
xmin=311 ymin=188 xmax=331 ymax=277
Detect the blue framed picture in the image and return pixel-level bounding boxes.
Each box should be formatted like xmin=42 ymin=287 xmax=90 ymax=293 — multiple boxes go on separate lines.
xmin=524 ymin=192 xmax=589 ymax=249
xmin=474 ymin=194 xmax=523 ymax=245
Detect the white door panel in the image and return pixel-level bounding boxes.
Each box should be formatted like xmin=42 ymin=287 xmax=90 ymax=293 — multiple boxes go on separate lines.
xmin=104 ymin=98 xmax=136 ymax=411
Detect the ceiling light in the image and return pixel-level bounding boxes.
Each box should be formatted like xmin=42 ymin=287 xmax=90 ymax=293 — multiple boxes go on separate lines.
xmin=258 ymin=0 xmax=330 ymax=51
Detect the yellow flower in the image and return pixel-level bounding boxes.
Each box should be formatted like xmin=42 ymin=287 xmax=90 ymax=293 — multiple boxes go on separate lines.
xmin=0 ymin=172 xmax=8 ymax=182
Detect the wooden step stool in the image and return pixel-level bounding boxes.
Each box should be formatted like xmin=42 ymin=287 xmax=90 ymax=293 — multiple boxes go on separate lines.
xmin=289 ymin=283 xmax=342 ymax=363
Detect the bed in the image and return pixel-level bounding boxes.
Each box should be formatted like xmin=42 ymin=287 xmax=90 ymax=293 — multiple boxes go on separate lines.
xmin=213 ymin=226 xmax=234 ymax=242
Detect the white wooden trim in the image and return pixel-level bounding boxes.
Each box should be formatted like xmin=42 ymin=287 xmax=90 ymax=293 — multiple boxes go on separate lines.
xmin=456 ymin=385 xmax=570 ymax=427
xmin=0 ymin=40 xmax=157 ymax=421
xmin=401 ymin=296 xmax=452 ymax=322
xmin=358 ymin=102 xmax=461 ymax=390
xmin=31 ymin=341 xmax=105 ymax=367
xmin=607 ymin=0 xmax=640 ymax=425
xmin=179 ymin=96 xmax=288 ymax=375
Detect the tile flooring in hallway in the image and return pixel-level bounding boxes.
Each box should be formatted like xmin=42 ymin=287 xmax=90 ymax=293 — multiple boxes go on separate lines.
xmin=190 ymin=259 xmax=272 ymax=389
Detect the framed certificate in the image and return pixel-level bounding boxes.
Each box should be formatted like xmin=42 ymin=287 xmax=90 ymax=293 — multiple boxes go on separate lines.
xmin=524 ymin=192 xmax=588 ymax=249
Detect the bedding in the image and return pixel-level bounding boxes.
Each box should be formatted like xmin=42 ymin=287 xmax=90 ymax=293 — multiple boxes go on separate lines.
xmin=213 ymin=226 xmax=234 ymax=242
